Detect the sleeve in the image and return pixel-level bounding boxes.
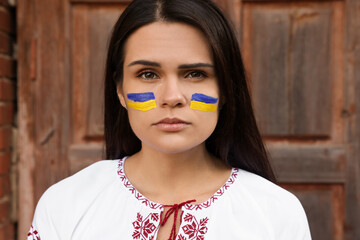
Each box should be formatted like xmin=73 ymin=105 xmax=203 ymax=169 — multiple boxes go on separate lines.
xmin=26 ymin=188 xmax=61 ymax=240
xmin=26 ymin=225 xmax=40 ymax=240
xmin=276 ymin=196 xmax=312 ymax=240
xmin=292 ymin=201 xmax=312 ymax=240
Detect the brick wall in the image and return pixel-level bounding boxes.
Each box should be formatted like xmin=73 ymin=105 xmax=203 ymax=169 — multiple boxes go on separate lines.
xmin=0 ymin=0 xmax=15 ymax=239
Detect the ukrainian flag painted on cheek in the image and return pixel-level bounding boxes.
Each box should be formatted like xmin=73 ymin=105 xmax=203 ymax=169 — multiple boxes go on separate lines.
xmin=126 ymin=92 xmax=157 ymax=111
xmin=190 ymin=93 xmax=218 ymax=112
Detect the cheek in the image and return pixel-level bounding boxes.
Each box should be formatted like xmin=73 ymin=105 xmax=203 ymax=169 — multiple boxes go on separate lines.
xmin=126 ymin=110 xmax=151 ymax=140
xmin=127 ymin=109 xmax=149 ymax=125
xmin=193 ymin=111 xmax=219 ymax=136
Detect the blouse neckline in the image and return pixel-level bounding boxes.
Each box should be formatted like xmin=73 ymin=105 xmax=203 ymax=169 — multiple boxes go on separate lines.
xmin=116 ymin=156 xmax=239 ymax=211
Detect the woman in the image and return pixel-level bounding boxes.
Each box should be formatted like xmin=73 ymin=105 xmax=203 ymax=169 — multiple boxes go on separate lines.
xmin=27 ymin=0 xmax=311 ymax=239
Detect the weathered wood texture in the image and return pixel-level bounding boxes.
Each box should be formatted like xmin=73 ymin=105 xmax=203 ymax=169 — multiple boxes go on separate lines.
xmin=33 ymin=0 xmax=71 ymax=198
xmin=17 ymin=0 xmax=36 ymax=237
xmin=71 ymin=4 xmax=126 ymax=173
xmin=345 ymin=0 xmax=360 ymax=239
xmin=240 ymin=0 xmax=356 ymax=239
xmin=269 ymin=144 xmax=346 ymax=183
xmin=242 ymin=2 xmax=344 ymax=138
xmin=69 ymin=144 xmax=103 ymax=174
xmin=72 ymin=4 xmax=125 ymax=141
xmin=18 ymin=0 xmax=72 ymax=237
xmin=18 ymin=1 xmax=130 ymax=236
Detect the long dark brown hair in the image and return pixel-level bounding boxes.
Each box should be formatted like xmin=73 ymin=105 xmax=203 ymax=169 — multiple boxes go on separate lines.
xmin=104 ymin=0 xmax=276 ymax=182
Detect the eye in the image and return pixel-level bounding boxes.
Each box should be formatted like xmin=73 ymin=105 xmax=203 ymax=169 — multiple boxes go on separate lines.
xmin=137 ymin=71 xmax=159 ymax=80
xmin=185 ymin=71 xmax=207 ymax=79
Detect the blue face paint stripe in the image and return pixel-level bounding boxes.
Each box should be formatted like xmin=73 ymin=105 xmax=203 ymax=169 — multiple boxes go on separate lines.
xmin=127 ymin=92 xmax=155 ymax=102
xmin=191 ymin=93 xmax=218 ymax=104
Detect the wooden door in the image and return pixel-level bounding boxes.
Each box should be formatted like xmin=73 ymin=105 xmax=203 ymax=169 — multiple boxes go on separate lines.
xmin=18 ymin=0 xmax=131 ymax=236
xmin=18 ymin=0 xmax=360 ymax=239
xmin=234 ymin=0 xmax=359 ymax=239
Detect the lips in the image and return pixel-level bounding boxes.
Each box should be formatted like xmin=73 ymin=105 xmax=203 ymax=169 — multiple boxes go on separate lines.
xmin=156 ymin=118 xmax=190 ymax=124
xmin=154 ymin=118 xmax=190 ymax=131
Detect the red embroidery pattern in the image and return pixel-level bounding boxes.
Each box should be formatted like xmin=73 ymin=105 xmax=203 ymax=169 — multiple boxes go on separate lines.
xmin=178 ymin=213 xmax=209 ymax=240
xmin=183 ymin=168 xmax=239 ymax=211
xmin=132 ymin=212 xmax=160 ymax=240
xmin=27 ymin=225 xmax=40 ymax=240
xmin=117 ymin=158 xmax=163 ymax=210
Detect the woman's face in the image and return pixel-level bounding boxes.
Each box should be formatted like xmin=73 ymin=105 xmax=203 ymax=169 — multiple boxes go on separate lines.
xmin=118 ymin=22 xmax=219 ymax=154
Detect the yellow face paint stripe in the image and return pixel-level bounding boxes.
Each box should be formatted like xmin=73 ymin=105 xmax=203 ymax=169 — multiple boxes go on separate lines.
xmin=190 ymin=101 xmax=217 ymax=112
xmin=127 ymin=100 xmax=157 ymax=111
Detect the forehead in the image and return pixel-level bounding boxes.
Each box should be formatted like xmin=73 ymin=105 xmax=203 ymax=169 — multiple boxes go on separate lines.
xmin=124 ymin=22 xmax=212 ymax=64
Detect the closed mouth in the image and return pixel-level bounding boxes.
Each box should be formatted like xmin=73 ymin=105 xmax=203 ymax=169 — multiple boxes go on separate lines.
xmin=155 ymin=118 xmax=190 ymax=125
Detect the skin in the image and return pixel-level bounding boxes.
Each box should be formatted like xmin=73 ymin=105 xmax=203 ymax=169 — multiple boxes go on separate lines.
xmin=117 ymin=22 xmax=231 ymax=239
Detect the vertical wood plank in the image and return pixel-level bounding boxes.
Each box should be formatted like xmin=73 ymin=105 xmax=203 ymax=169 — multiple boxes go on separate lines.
xmin=18 ymin=0 xmax=72 ymax=237
xmin=17 ymin=0 xmax=36 ymax=237
xmin=290 ymin=7 xmax=332 ymax=136
xmin=34 ymin=0 xmax=70 ymax=200
xmin=87 ymin=7 xmax=123 ymax=137
xmin=250 ymin=8 xmax=290 ymax=135
xmin=330 ymin=2 xmax=345 ymax=143
xmin=345 ymin=0 xmax=360 ymax=239
xmin=72 ymin=5 xmax=90 ymax=143
xmin=72 ymin=5 xmax=126 ymax=142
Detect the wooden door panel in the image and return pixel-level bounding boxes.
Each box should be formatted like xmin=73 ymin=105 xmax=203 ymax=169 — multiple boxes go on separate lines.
xmin=72 ymin=3 xmax=126 ymax=142
xmin=69 ymin=143 xmax=103 ymax=174
xmin=248 ymin=9 xmax=291 ymax=136
xmin=242 ymin=1 xmax=344 ymax=138
xmin=239 ymin=0 xmax=349 ymax=239
xmin=71 ymin=2 xmax=129 ymax=173
xmin=270 ymin=144 xmax=346 ymax=183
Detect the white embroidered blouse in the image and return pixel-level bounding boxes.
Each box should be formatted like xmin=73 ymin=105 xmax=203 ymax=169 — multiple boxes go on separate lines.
xmin=27 ymin=157 xmax=312 ymax=240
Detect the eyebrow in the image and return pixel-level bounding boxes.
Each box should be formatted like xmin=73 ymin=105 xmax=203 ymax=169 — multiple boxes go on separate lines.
xmin=178 ymin=63 xmax=214 ymax=69
xmin=128 ymin=60 xmax=161 ymax=67
xmin=127 ymin=60 xmax=214 ymax=69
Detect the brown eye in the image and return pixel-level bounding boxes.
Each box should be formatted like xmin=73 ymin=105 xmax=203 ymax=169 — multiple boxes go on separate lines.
xmin=137 ymin=71 xmax=159 ymax=80
xmin=186 ymin=71 xmax=207 ymax=79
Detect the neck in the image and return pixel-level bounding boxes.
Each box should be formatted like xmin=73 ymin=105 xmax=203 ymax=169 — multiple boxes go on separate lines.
xmin=125 ymin=143 xmax=223 ymax=203
xmin=140 ymin=143 xmax=212 ymax=173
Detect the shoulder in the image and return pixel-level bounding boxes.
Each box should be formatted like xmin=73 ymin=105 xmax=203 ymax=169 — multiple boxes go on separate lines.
xmin=42 ymin=160 xmax=119 ymax=201
xmin=31 ymin=160 xmax=120 ymax=237
xmin=235 ymin=169 xmax=299 ymax=206
xmin=232 ymin=169 xmax=311 ymax=239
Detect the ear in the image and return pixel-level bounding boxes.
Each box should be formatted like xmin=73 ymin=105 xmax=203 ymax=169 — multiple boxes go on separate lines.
xmin=116 ymin=85 xmax=127 ymax=109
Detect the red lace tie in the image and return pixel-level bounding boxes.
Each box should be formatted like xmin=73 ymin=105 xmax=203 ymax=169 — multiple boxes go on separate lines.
xmin=160 ymin=199 xmax=196 ymax=240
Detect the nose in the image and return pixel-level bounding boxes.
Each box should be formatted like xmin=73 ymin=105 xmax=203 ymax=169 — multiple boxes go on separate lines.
xmin=158 ymin=77 xmax=186 ymax=108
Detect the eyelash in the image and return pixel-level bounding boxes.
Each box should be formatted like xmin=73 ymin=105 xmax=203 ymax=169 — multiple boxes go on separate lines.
xmin=136 ymin=70 xmax=208 ymax=80
xmin=137 ymin=71 xmax=159 ymax=80
xmin=185 ymin=71 xmax=208 ymax=79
